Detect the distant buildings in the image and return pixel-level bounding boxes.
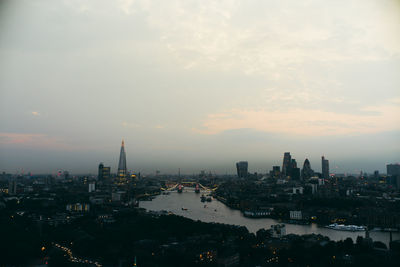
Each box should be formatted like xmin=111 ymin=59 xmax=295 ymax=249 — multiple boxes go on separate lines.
xmin=270 ymin=224 xmax=286 ymax=238
xmin=88 ymin=182 xmax=96 ymax=193
xmin=321 ymin=156 xmax=329 ymax=179
xmin=387 ymin=164 xmax=400 ymax=176
xmin=281 ymin=152 xmax=300 ymax=179
xmin=236 ymin=161 xmax=248 ymax=178
xmin=66 ymin=203 xmax=90 ymax=212
xmin=98 ymin=163 xmax=111 ymax=181
xmin=8 ymin=179 xmax=17 ymax=195
xmin=292 ymin=187 xmax=304 ymax=194
xmin=117 ymin=139 xmax=128 ymax=179
xmin=387 ymin=164 xmax=400 ymax=188
xmin=282 ymin=152 xmax=291 ymax=176
xmin=290 ymin=210 xmax=303 ymax=220
xmin=290 ymin=159 xmax=300 ymax=180
xmin=270 ymin=166 xmax=281 ymax=178
xmin=301 ymin=159 xmax=314 ymax=180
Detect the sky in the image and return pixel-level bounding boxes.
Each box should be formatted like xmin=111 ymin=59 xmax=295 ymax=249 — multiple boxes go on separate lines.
xmin=0 ymin=0 xmax=399 ymax=175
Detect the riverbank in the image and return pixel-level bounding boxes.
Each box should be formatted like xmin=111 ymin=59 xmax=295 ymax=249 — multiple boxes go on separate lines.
xmin=140 ymin=191 xmax=400 ymax=246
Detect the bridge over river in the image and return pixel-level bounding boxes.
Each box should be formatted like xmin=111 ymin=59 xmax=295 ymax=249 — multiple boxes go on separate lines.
xmin=161 ymin=181 xmax=218 ymax=192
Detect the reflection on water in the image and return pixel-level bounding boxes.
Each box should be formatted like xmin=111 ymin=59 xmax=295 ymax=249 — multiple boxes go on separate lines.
xmin=139 ymin=191 xmax=399 ymax=246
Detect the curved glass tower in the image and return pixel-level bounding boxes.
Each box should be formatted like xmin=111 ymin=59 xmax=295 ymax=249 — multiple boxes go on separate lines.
xmin=301 ymin=158 xmax=314 ymax=180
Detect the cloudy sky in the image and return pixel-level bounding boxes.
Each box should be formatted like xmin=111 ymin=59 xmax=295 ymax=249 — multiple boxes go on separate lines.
xmin=0 ymin=0 xmax=399 ymax=175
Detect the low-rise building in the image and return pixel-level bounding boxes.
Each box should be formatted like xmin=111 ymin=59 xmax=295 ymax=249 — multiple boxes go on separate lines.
xmin=290 ymin=210 xmax=302 ymax=220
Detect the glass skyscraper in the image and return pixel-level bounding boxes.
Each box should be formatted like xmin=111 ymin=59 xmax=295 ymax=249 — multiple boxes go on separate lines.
xmin=321 ymin=156 xmax=329 ymax=179
xmin=117 ymin=139 xmax=127 ymax=179
xmin=236 ymin=161 xmax=249 ymax=178
xmin=282 ymin=152 xmax=291 ymax=176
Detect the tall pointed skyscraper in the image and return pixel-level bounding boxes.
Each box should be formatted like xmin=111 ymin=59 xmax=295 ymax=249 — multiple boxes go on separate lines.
xmin=117 ymin=139 xmax=127 ymax=179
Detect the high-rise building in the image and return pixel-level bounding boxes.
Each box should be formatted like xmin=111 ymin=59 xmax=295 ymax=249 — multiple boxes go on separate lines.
xmin=98 ymin=163 xmax=111 ymax=181
xmin=88 ymin=182 xmax=96 ymax=193
xmin=98 ymin=163 xmax=104 ymax=179
xmin=291 ymin=168 xmax=300 ymax=180
xmin=282 ymin=152 xmax=292 ymax=176
xmin=236 ymin=161 xmax=248 ymax=178
xmin=287 ymin=158 xmax=299 ymax=179
xmin=117 ymin=139 xmax=128 ymax=179
xmin=8 ymin=179 xmax=17 ymax=195
xmin=321 ymin=156 xmax=329 ymax=179
xmin=290 ymin=159 xmax=297 ymax=169
xmin=387 ymin=164 xmax=400 ymax=176
xmin=271 ymin=166 xmax=281 ymax=178
xmin=301 ymin=159 xmax=314 ymax=180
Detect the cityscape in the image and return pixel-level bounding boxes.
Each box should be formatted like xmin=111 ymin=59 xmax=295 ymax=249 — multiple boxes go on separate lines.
xmin=1 ymin=0 xmax=400 ymax=266
xmin=1 ymin=140 xmax=400 ymax=266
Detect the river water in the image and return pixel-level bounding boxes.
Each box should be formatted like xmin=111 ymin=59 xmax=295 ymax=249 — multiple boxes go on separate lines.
xmin=139 ymin=191 xmax=399 ymax=246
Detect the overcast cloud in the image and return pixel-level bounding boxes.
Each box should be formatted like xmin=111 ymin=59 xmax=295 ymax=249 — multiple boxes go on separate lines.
xmin=0 ymin=0 xmax=399 ymax=175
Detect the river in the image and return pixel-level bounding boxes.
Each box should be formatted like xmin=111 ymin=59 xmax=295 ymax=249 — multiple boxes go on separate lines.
xmin=139 ymin=191 xmax=399 ymax=246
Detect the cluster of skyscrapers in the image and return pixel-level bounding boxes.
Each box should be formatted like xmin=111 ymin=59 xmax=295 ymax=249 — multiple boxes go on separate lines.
xmin=98 ymin=139 xmax=129 ymax=182
xmin=281 ymin=152 xmax=300 ymax=179
xmin=236 ymin=152 xmax=330 ymax=180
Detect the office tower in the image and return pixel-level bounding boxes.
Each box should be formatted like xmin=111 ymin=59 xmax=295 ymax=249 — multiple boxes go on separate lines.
xmin=387 ymin=164 xmax=400 ymax=176
xmin=271 ymin=166 xmax=281 ymax=178
xmin=291 ymin=168 xmax=300 ymax=180
xmin=98 ymin=163 xmax=111 ymax=181
xmin=374 ymin=170 xmax=379 ymax=178
xmin=301 ymin=159 xmax=314 ymax=180
xmin=103 ymin=166 xmax=111 ymax=180
xmin=8 ymin=179 xmax=17 ymax=195
xmin=98 ymin=163 xmax=104 ymax=180
xmin=321 ymin=156 xmax=329 ymax=179
xmin=387 ymin=164 xmax=400 ymax=189
xmin=236 ymin=161 xmax=248 ymax=178
xmin=117 ymin=139 xmax=127 ymax=179
xmin=88 ymin=182 xmax=96 ymax=193
xmin=290 ymin=159 xmax=297 ymax=169
xmin=282 ymin=152 xmax=291 ymax=176
xmin=285 ymin=158 xmax=298 ymax=179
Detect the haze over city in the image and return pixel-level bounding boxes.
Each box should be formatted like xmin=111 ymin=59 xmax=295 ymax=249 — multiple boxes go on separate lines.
xmin=1 ymin=0 xmax=400 ymax=174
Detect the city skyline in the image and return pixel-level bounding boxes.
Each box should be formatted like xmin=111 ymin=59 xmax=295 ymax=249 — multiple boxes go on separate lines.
xmin=1 ymin=1 xmax=400 ymax=266
xmin=3 ymin=138 xmax=397 ymax=176
xmin=1 ymin=0 xmax=399 ymax=174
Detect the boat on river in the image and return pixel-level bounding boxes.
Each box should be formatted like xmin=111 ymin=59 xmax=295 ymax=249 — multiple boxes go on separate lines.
xmin=326 ymin=223 xmax=366 ymax=231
